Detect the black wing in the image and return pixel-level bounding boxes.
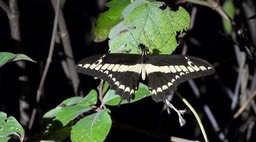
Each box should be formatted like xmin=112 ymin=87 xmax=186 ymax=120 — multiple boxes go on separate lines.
xmin=145 ymin=54 xmax=215 ymax=102
xmin=76 ymin=54 xmax=142 ymax=101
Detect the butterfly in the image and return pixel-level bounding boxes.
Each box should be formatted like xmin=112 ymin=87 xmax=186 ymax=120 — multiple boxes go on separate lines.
xmin=76 ymin=44 xmax=215 ymax=103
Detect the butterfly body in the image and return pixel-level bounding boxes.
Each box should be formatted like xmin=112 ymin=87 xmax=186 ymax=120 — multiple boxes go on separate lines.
xmin=76 ymin=53 xmax=215 ymax=102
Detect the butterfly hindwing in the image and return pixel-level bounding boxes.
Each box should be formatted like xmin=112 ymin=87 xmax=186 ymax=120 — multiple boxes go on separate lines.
xmin=76 ymin=54 xmax=142 ymax=101
xmin=145 ymin=54 xmax=215 ymax=102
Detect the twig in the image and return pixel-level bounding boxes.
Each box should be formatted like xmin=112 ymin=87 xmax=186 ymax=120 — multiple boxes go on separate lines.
xmin=0 ymin=0 xmax=11 ymax=15
xmin=97 ymin=80 xmax=106 ymax=109
xmin=28 ymin=0 xmax=61 ymax=130
xmin=233 ymin=90 xmax=256 ymax=119
xmin=50 ymin=0 xmax=83 ymax=96
xmin=9 ymin=0 xmax=20 ymax=40
xmin=185 ymin=0 xmax=232 ymax=24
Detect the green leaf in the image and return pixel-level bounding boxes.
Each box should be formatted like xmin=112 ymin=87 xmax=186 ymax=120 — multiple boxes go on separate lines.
xmin=54 ymin=105 xmax=93 ymax=126
xmin=222 ymin=1 xmax=235 ymax=34
xmin=0 ymin=112 xmax=24 ymax=142
xmin=94 ymin=0 xmax=131 ymax=42
xmin=43 ymin=90 xmax=98 ymax=126
xmin=79 ymin=90 xmax=98 ymax=105
xmin=109 ymin=1 xmax=190 ymax=54
xmin=71 ymin=109 xmax=112 ymax=142
xmin=43 ymin=96 xmax=84 ymax=118
xmin=103 ymin=83 xmax=151 ymax=106
xmin=0 ymin=52 xmax=35 ymax=67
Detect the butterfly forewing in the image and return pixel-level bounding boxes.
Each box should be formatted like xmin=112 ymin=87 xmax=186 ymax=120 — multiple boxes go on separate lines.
xmin=76 ymin=54 xmax=142 ymax=101
xmin=145 ymin=55 xmax=215 ymax=102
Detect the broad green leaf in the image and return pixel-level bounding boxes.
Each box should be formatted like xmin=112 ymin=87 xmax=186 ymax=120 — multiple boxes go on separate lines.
xmin=109 ymin=1 xmax=190 ymax=54
xmin=43 ymin=90 xmax=98 ymax=126
xmin=43 ymin=96 xmax=84 ymax=118
xmin=54 ymin=105 xmax=93 ymax=126
xmin=0 ymin=138 xmax=9 ymax=142
xmin=62 ymin=96 xmax=84 ymax=106
xmin=0 ymin=52 xmax=35 ymax=67
xmin=222 ymin=1 xmax=235 ymax=34
xmin=94 ymin=0 xmax=131 ymax=42
xmin=0 ymin=112 xmax=24 ymax=142
xmin=103 ymin=83 xmax=151 ymax=106
xmin=79 ymin=90 xmax=98 ymax=105
xmin=71 ymin=109 xmax=112 ymax=142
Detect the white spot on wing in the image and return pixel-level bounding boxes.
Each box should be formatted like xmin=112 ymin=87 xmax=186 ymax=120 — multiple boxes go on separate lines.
xmin=180 ymin=72 xmax=185 ymax=76
xmin=175 ymin=66 xmax=182 ymax=72
xmin=95 ymin=64 xmax=102 ymax=70
xmin=180 ymin=65 xmax=188 ymax=72
xmin=107 ymin=64 xmax=115 ymax=70
xmin=187 ymin=67 xmax=194 ymax=72
xmin=152 ymin=90 xmax=157 ymax=95
xmin=82 ymin=64 xmax=90 ymax=68
xmin=169 ymin=66 xmax=176 ymax=73
xmin=90 ymin=58 xmax=103 ymax=69
xmin=130 ymin=89 xmax=135 ymax=95
xmin=162 ymin=85 xmax=168 ymax=90
xmin=188 ymin=61 xmax=200 ymax=71
xmin=192 ymin=65 xmax=200 ymax=71
xmin=124 ymin=87 xmax=130 ymax=92
xmin=112 ymin=64 xmax=120 ymax=72
xmin=114 ymin=81 xmax=120 ymax=86
xmin=101 ymin=64 xmax=110 ymax=70
xmin=104 ymin=70 xmax=109 ymax=74
xmin=157 ymin=87 xmax=162 ymax=93
xmin=119 ymin=85 xmax=125 ymax=90
xmin=117 ymin=65 xmax=128 ymax=72
xmin=199 ymin=66 xmax=207 ymax=70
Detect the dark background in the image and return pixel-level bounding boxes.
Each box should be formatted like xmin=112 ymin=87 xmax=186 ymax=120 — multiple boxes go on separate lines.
xmin=0 ymin=0 xmax=256 ymax=141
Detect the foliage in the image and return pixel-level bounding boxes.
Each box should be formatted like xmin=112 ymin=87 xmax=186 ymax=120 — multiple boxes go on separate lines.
xmin=0 ymin=112 xmax=25 ymax=142
xmin=0 ymin=0 xmax=255 ymax=141
xmin=0 ymin=52 xmax=34 ymax=142
xmin=108 ymin=0 xmax=190 ymax=54
xmin=0 ymin=52 xmax=35 ymax=67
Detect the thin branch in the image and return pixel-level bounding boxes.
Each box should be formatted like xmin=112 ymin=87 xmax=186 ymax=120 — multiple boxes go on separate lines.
xmin=28 ymin=0 xmax=61 ymax=130
xmin=98 ymin=80 xmax=106 ymax=109
xmin=233 ymin=90 xmax=256 ymax=119
xmin=185 ymin=0 xmax=232 ymax=24
xmin=0 ymin=0 xmax=11 ymax=14
xmin=51 ymin=0 xmax=83 ymax=96
xmin=8 ymin=0 xmax=20 ymax=41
